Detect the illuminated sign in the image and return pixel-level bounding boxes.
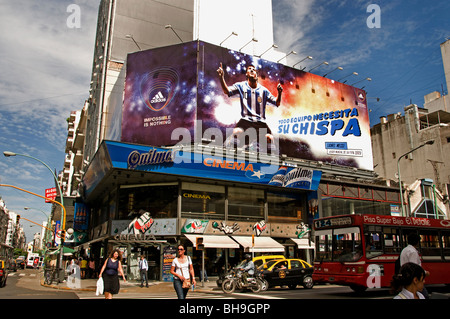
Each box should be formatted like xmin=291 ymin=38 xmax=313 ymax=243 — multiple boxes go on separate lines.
xmin=122 ymin=41 xmax=373 ymax=170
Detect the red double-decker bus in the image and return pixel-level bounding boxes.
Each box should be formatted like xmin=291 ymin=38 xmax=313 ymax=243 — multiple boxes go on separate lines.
xmin=313 ymin=214 xmax=450 ymax=292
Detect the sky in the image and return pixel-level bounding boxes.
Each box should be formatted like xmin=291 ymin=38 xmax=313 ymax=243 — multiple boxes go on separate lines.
xmin=0 ymin=0 xmax=449 ymax=243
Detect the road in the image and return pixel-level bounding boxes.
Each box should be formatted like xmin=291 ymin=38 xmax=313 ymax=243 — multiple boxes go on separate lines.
xmin=2 ymin=268 xmax=449 ymax=300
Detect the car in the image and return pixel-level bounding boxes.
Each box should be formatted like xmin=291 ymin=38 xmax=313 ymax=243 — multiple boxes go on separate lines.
xmin=16 ymin=258 xmax=25 ymax=269
xmin=253 ymin=255 xmax=286 ymax=269
xmin=258 ymin=258 xmax=314 ymax=289
xmin=8 ymin=259 xmax=17 ymax=272
xmin=0 ymin=260 xmax=8 ymax=288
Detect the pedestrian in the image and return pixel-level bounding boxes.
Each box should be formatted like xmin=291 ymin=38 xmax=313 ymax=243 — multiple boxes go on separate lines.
xmin=400 ymin=233 xmax=430 ymax=298
xmin=80 ymin=257 xmax=88 ymax=279
xmin=88 ymin=257 xmax=95 ymax=279
xmin=391 ymin=262 xmax=426 ymax=299
xmin=170 ymin=244 xmax=196 ymax=299
xmin=139 ymin=255 xmax=148 ymax=288
xmin=98 ymin=249 xmax=126 ymax=299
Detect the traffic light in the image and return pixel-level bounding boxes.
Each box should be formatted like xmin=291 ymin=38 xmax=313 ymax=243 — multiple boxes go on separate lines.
xmin=16 ymin=215 xmax=20 ymax=223
xmin=60 ymin=230 xmax=66 ymax=243
xmin=196 ymin=237 xmax=204 ymax=250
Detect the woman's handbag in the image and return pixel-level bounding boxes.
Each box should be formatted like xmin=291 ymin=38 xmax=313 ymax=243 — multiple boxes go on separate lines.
xmin=180 ymin=256 xmax=192 ymax=289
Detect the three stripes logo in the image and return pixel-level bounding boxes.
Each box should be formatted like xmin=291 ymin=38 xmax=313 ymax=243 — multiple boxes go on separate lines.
xmin=140 ymin=67 xmax=179 ymax=112
xmin=151 ymin=91 xmax=167 ymax=104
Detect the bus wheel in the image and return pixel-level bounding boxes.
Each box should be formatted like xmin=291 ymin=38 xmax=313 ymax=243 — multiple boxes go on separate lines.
xmin=350 ymin=285 xmax=367 ymax=293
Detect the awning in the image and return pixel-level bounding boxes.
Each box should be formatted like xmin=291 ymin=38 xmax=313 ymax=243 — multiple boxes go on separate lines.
xmin=231 ymin=236 xmax=285 ymax=253
xmin=47 ymin=246 xmax=76 ymax=256
xmin=184 ymin=234 xmax=240 ymax=249
xmin=290 ymin=238 xmax=315 ymax=250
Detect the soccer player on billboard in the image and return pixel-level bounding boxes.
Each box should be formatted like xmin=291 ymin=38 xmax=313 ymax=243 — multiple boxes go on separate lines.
xmin=217 ymin=63 xmax=283 ymax=151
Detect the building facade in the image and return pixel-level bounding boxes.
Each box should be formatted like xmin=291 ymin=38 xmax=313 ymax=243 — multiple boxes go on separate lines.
xmin=57 ymin=0 xmax=409 ymax=282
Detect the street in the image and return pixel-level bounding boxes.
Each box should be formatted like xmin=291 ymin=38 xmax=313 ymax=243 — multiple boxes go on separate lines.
xmin=3 ymin=268 xmax=449 ymax=300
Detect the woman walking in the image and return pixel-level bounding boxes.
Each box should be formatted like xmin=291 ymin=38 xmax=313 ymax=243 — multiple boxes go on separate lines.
xmin=170 ymin=244 xmax=196 ymax=299
xmin=99 ymin=249 xmax=126 ymax=299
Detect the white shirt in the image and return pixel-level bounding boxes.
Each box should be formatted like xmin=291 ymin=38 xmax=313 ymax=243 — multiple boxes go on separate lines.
xmin=139 ymin=259 xmax=148 ymax=270
xmin=400 ymin=245 xmax=421 ymax=266
xmin=172 ymin=256 xmax=191 ymax=280
xmin=394 ymin=288 xmax=425 ymax=299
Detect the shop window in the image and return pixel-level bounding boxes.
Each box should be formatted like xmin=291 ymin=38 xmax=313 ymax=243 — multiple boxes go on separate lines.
xmin=181 ymin=183 xmax=225 ymax=219
xmin=228 ymin=187 xmax=264 ymax=221
xmin=118 ymin=185 xmax=178 ymax=219
xmin=267 ymin=191 xmax=303 ymax=223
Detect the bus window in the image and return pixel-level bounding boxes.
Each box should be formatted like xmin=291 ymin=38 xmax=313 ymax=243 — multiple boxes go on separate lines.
xmin=383 ymin=227 xmax=402 ymax=254
xmin=420 ymin=230 xmax=441 ymax=260
xmin=315 ymin=230 xmax=332 ymax=262
xmin=364 ymin=226 xmax=383 ymax=258
xmin=333 ymin=227 xmax=362 ymax=262
xmin=442 ymin=231 xmax=450 ymax=260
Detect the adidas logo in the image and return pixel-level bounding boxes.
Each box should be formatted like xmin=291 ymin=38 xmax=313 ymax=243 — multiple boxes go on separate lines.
xmin=151 ymin=91 xmax=167 ymax=103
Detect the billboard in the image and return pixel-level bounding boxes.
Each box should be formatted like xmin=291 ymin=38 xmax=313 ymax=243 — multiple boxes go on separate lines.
xmin=122 ymin=41 xmax=373 ymax=170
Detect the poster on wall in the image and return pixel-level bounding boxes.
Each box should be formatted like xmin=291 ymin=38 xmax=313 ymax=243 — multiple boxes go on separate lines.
xmin=121 ymin=40 xmax=373 ymax=170
xmin=162 ymin=246 xmax=177 ymax=282
xmin=122 ymin=42 xmax=198 ymax=146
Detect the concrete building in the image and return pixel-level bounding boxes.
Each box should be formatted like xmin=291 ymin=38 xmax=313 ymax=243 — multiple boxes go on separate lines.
xmin=371 ymin=39 xmax=450 ymax=218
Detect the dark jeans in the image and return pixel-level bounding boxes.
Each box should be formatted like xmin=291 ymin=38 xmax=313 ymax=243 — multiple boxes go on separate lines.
xmin=140 ymin=269 xmax=148 ymax=287
xmin=173 ymin=278 xmax=189 ymax=299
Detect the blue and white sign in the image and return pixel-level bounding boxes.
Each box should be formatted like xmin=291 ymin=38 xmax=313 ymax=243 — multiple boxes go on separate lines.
xmin=89 ymin=141 xmax=321 ymax=193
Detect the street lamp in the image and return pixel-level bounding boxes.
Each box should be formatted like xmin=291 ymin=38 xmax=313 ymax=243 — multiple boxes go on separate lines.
xmin=397 ymin=140 xmax=435 ymax=216
xmin=220 ymin=31 xmax=238 ymax=47
xmin=309 ymin=61 xmax=329 ymax=72
xmin=125 ymin=34 xmax=142 ymax=51
xmin=257 ymin=44 xmax=278 ymax=58
xmin=165 ymin=25 xmax=183 ymax=43
xmin=239 ymin=37 xmax=258 ymax=52
xmin=3 ymin=151 xmax=66 ymax=279
xmin=323 ymin=66 xmax=343 ymax=77
xmin=277 ymin=50 xmax=297 ymax=63
xmin=293 ymin=56 xmax=313 ymax=68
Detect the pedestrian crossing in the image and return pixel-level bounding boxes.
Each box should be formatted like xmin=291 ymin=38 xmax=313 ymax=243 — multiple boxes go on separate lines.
xmin=8 ymin=272 xmax=38 ymax=277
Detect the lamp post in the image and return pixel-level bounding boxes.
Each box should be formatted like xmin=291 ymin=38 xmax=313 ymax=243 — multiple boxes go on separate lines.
xmin=24 ymin=207 xmax=50 ymax=252
xmin=397 ymin=140 xmax=435 ymax=216
xmin=309 ymin=61 xmax=329 ymax=72
xmin=220 ymin=31 xmax=238 ymax=47
xmin=125 ymin=34 xmax=141 ymax=51
xmin=293 ymin=56 xmax=313 ymax=68
xmin=257 ymin=44 xmax=278 ymax=58
xmin=3 ymin=151 xmax=66 ymax=281
xmin=277 ymin=50 xmax=297 ymax=63
xmin=165 ymin=25 xmax=183 ymax=43
xmin=239 ymin=38 xmax=258 ymax=52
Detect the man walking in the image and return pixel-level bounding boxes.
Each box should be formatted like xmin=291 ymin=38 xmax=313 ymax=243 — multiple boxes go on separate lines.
xmin=139 ymin=255 xmax=149 ymax=288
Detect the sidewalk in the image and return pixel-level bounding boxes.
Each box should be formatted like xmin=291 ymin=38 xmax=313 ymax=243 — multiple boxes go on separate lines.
xmin=41 ymin=275 xmax=221 ymax=294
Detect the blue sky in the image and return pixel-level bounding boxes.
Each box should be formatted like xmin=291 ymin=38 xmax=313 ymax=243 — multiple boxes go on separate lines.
xmin=0 ymin=0 xmax=449 ymax=242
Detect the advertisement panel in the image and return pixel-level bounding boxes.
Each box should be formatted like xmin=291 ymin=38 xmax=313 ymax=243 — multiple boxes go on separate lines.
xmin=122 ymin=41 xmax=372 ymax=170
xmin=104 ymin=141 xmax=321 ymax=191
xmin=122 ymin=42 xmax=198 ymax=146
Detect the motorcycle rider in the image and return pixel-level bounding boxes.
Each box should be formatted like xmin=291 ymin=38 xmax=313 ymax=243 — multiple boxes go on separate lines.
xmin=239 ymin=254 xmax=255 ymax=286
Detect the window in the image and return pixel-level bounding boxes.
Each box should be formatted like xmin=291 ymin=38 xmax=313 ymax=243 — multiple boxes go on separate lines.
xmin=118 ymin=185 xmax=178 ymax=219
xmin=181 ymin=183 xmax=225 ymax=219
xmin=383 ymin=227 xmax=402 ymax=254
xmin=228 ymin=187 xmax=264 ymax=221
xmin=267 ymin=191 xmax=303 ymax=223
xmin=420 ymin=230 xmax=442 ymax=260
xmin=442 ymin=231 xmax=450 ymax=259
xmin=290 ymin=260 xmax=302 ymax=269
xmin=364 ymin=225 xmax=383 ymax=258
xmin=315 ymin=227 xmax=362 ymax=262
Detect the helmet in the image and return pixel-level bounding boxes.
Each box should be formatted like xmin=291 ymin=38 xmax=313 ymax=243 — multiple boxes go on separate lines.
xmin=245 ymin=254 xmax=252 ymax=260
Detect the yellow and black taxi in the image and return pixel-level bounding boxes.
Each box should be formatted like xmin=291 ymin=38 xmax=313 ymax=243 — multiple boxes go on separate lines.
xmin=0 ymin=260 xmax=8 ymax=288
xmin=258 ymin=258 xmax=314 ymax=289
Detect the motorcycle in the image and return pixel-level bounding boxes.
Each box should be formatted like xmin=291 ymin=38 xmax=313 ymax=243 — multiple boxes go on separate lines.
xmin=221 ymin=268 xmax=263 ymax=294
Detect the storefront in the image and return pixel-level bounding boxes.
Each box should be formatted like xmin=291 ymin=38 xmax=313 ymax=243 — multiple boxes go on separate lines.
xmin=79 ymin=140 xmax=320 ymax=280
